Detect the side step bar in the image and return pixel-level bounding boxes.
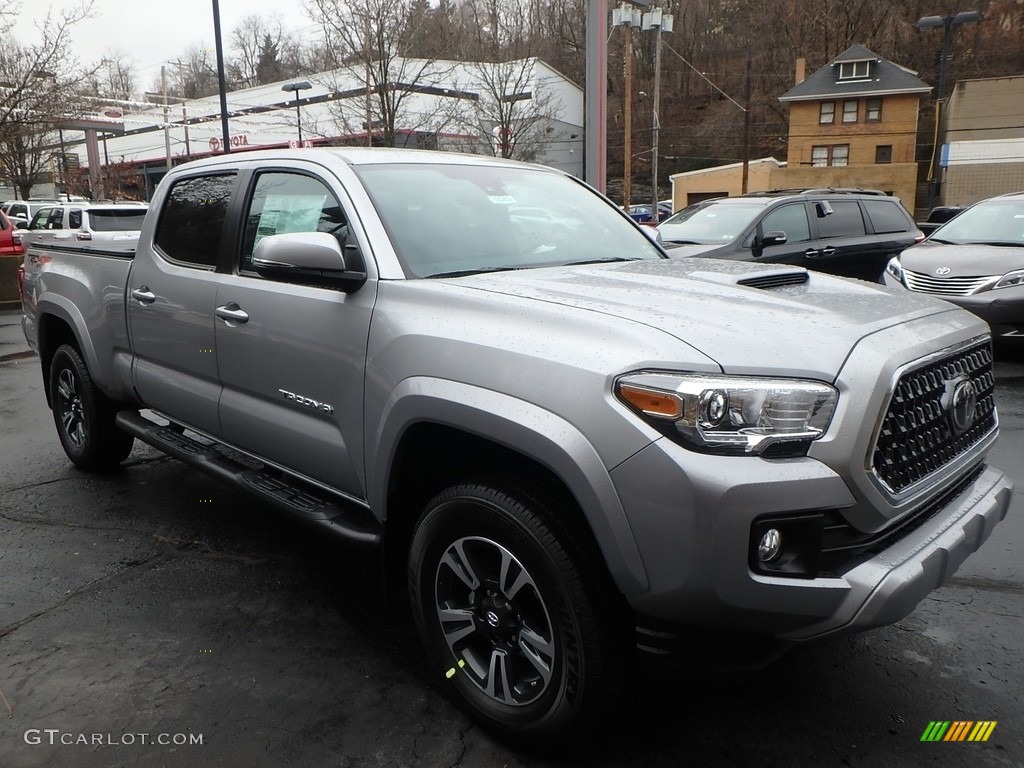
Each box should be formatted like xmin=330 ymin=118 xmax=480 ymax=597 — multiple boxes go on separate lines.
xmin=115 ymin=410 xmax=381 ymax=546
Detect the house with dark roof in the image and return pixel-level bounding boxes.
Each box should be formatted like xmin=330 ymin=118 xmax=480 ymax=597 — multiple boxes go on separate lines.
xmin=669 ymin=45 xmax=932 ymax=213
xmin=775 ymin=44 xmax=931 ymax=208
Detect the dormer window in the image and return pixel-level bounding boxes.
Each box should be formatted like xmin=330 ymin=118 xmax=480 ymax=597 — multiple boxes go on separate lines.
xmin=838 ymin=60 xmax=871 ymax=80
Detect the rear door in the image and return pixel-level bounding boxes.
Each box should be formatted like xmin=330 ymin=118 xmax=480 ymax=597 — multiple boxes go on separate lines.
xmin=213 ymin=166 xmax=377 ymax=498
xmin=807 ymin=198 xmax=880 ymax=280
xmin=127 ymin=171 xmax=239 ymax=434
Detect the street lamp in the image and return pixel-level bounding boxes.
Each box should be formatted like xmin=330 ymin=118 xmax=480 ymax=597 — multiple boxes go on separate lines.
xmin=917 ymin=10 xmax=981 ymax=209
xmin=282 ymin=81 xmax=312 ymax=146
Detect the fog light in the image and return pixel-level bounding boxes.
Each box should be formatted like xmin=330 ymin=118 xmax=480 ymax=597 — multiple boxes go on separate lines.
xmin=758 ymin=528 xmax=783 ymax=563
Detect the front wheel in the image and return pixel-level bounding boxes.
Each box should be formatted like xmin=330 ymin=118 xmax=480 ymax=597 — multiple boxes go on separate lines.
xmin=408 ymin=480 xmax=628 ymax=743
xmin=49 ymin=344 xmax=134 ymax=471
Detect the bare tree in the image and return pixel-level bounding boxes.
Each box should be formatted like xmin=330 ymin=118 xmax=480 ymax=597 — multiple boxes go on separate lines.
xmin=459 ymin=58 xmax=564 ymax=161
xmin=84 ymin=50 xmax=137 ymax=101
xmin=0 ymin=0 xmax=94 ymax=199
xmin=306 ymin=0 xmax=458 ymax=146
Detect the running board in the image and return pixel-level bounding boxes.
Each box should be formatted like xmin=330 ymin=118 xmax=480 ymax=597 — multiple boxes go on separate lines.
xmin=115 ymin=410 xmax=381 ymax=546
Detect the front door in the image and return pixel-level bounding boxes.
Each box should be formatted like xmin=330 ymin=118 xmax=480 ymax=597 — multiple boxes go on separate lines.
xmin=213 ymin=168 xmax=376 ymax=499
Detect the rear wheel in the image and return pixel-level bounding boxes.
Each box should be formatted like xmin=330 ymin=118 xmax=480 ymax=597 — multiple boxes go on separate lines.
xmin=49 ymin=344 xmax=134 ymax=471
xmin=408 ymin=480 xmax=628 ymax=743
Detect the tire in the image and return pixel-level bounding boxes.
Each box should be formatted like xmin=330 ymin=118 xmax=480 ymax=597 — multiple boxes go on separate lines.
xmin=49 ymin=344 xmax=134 ymax=471
xmin=408 ymin=480 xmax=628 ymax=744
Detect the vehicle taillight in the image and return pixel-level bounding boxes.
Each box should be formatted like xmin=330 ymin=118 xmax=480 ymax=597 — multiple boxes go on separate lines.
xmin=11 ymin=232 xmax=24 ymax=255
xmin=76 ymin=231 xmax=93 ymax=241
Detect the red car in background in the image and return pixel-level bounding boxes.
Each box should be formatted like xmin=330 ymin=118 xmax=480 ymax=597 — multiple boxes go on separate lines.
xmin=0 ymin=208 xmax=24 ymax=256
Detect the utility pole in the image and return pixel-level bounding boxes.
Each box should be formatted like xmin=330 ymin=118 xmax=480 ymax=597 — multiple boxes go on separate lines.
xmin=741 ymin=54 xmax=752 ymax=194
xmin=613 ymin=4 xmax=641 ymax=210
xmin=161 ymin=66 xmax=172 ymax=173
xmin=644 ymin=7 xmax=672 ymax=217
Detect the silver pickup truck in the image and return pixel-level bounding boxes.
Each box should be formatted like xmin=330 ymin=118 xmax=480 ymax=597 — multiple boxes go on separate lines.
xmin=20 ymin=148 xmax=1013 ymax=742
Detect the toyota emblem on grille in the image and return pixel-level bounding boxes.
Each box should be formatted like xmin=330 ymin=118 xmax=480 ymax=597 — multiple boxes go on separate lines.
xmin=941 ymin=376 xmax=977 ymax=436
xmin=935 ymin=266 xmax=952 ymax=276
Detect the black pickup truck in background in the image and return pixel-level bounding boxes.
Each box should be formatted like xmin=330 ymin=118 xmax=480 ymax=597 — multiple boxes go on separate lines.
xmin=917 ymin=205 xmax=964 ymax=236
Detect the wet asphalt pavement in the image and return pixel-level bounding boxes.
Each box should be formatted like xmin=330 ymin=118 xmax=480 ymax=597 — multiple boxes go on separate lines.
xmin=1 ymin=309 xmax=1022 ymax=767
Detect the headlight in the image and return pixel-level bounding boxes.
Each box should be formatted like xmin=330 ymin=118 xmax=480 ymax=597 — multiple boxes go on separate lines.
xmin=994 ymin=270 xmax=1024 ymax=289
xmin=616 ymin=373 xmax=838 ymax=455
xmin=885 ymin=257 xmax=903 ymax=282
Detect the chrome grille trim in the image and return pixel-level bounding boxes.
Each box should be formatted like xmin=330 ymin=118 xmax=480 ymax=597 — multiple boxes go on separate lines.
xmin=903 ymin=269 xmax=997 ymax=296
xmin=868 ymin=337 xmax=998 ymax=502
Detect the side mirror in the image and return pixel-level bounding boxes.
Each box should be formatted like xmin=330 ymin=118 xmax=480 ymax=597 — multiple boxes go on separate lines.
xmin=252 ymin=231 xmax=366 ymax=292
xmin=640 ymin=226 xmax=662 ymax=246
xmin=815 ymin=201 xmax=833 ymax=218
xmin=751 ymin=230 xmax=787 ymax=258
xmin=761 ymin=230 xmax=788 ymax=247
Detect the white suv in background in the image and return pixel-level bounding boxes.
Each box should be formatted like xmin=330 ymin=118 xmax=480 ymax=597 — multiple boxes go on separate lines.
xmin=21 ymin=202 xmax=148 ymax=250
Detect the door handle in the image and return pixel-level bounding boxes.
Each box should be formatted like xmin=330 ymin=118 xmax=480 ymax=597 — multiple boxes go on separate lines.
xmin=803 ymin=248 xmax=819 ymax=258
xmin=821 ymin=247 xmax=836 ymax=257
xmin=215 ymin=303 xmax=249 ymax=324
xmin=131 ymin=287 xmax=156 ymax=304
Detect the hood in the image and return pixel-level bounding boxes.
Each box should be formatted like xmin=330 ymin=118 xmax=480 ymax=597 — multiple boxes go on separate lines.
xmin=454 ymin=258 xmax=960 ymax=380
xmin=899 ymin=239 xmax=1024 ymax=277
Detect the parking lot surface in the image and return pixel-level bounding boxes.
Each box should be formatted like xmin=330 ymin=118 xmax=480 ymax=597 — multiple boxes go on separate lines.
xmin=1 ymin=310 xmax=1022 ymax=767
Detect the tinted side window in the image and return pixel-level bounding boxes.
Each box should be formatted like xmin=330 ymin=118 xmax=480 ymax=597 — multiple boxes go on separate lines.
xmin=154 ymin=173 xmax=236 ymax=267
xmin=239 ymin=172 xmax=347 ymax=272
xmin=27 ymin=209 xmax=49 ymax=229
xmin=69 ymin=209 xmax=83 ymax=228
xmin=863 ymin=200 xmax=911 ymax=234
xmin=816 ymin=200 xmax=866 ymax=239
xmin=761 ymin=204 xmax=811 ymax=243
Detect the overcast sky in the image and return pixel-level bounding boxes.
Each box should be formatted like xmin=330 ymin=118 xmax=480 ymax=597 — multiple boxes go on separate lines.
xmin=15 ymin=0 xmax=318 ymax=90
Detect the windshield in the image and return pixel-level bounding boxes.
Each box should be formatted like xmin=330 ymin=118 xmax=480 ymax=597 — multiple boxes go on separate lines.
xmin=88 ymin=209 xmax=147 ymax=232
xmin=933 ymin=199 xmax=1024 ymax=246
xmin=658 ymin=202 xmax=765 ymax=244
xmin=354 ymin=162 xmax=663 ymax=278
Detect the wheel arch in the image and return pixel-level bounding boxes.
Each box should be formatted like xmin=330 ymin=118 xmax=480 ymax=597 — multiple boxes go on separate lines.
xmin=371 ymin=378 xmax=649 ymax=596
xmin=36 ymin=308 xmax=87 ymax=408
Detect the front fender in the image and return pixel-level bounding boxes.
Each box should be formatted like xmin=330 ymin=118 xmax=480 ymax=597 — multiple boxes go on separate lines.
xmin=368 ymin=376 xmax=650 ymax=594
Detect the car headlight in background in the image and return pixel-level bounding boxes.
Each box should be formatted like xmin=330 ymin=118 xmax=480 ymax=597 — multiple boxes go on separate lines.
xmin=994 ymin=269 xmax=1024 ymax=289
xmin=885 ymin=257 xmax=903 ymax=282
xmin=616 ymin=373 xmax=838 ymax=455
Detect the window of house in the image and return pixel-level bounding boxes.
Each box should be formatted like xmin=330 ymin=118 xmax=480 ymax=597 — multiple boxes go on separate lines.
xmin=812 ymin=145 xmax=849 ymax=167
xmin=819 ymin=101 xmax=836 ymax=124
xmin=154 ymin=173 xmax=237 ymax=268
xmin=838 ymin=61 xmax=870 ymax=80
xmin=866 ymin=98 xmax=882 ymax=121
xmin=843 ymin=100 xmax=858 ymax=123
xmin=875 ymin=145 xmax=893 ymax=164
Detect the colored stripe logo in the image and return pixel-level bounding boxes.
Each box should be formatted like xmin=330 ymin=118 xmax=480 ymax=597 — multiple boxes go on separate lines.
xmin=921 ymin=721 xmax=997 ymax=742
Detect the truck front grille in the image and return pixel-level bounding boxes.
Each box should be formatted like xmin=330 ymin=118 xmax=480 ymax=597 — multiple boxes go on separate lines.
xmin=871 ymin=340 xmax=996 ymax=495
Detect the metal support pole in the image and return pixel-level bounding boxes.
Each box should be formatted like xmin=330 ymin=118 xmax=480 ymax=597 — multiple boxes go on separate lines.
xmin=212 ymin=0 xmax=231 ymax=153
xmin=585 ymin=0 xmax=608 ymax=191
xmin=294 ymin=92 xmax=303 ymax=145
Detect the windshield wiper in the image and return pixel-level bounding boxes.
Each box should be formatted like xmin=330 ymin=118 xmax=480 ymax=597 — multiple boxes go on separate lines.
xmin=426 ymin=266 xmax=525 ymax=279
xmin=964 ymin=241 xmax=1024 ymax=247
xmin=557 ymin=257 xmax=644 ymax=266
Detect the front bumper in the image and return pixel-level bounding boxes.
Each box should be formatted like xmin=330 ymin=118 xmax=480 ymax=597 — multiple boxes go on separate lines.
xmin=612 ymin=436 xmax=1012 ymax=642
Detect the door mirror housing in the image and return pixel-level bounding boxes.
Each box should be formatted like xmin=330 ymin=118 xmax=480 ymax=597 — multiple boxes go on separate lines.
xmin=251 ymin=231 xmax=366 ymax=292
